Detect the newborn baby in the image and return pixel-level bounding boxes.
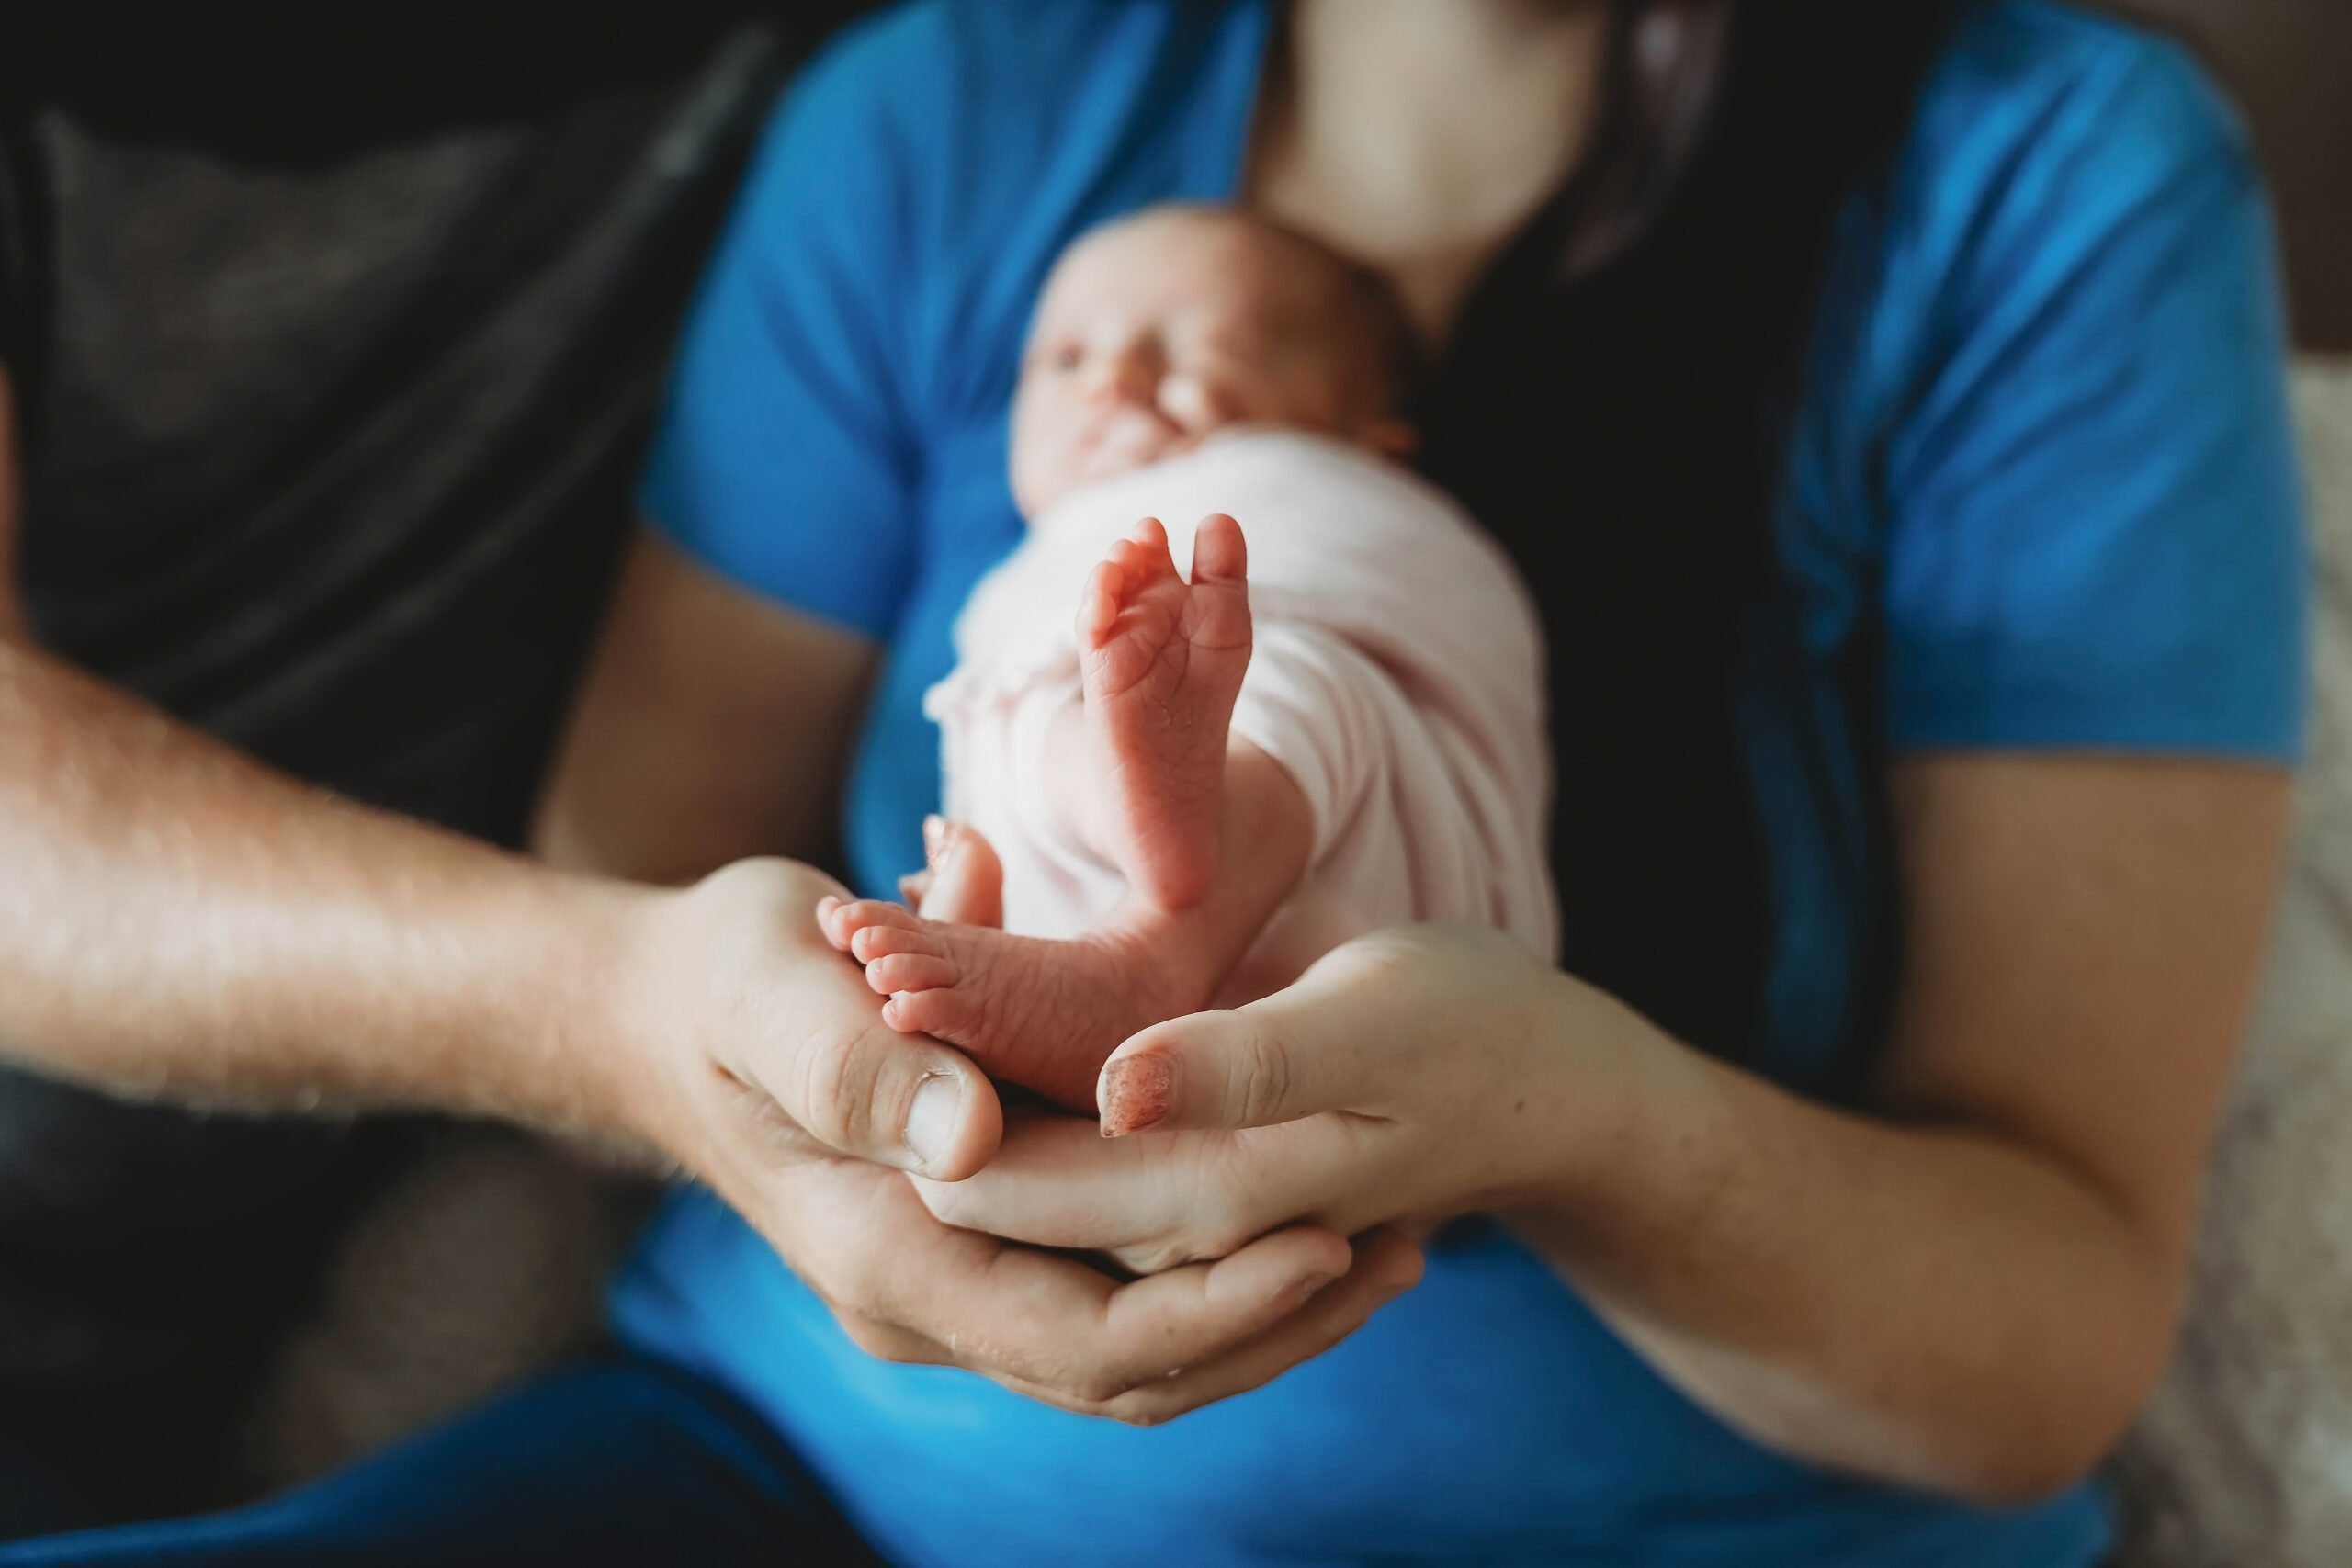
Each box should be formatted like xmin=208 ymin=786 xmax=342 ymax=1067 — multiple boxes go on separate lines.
xmin=820 ymin=205 xmax=1555 ymax=1117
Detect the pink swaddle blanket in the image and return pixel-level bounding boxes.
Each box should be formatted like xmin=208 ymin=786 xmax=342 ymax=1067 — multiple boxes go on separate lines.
xmin=926 ymin=427 xmax=1558 ymax=979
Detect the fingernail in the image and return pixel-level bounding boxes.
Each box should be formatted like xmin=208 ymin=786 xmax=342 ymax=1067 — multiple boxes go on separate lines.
xmin=1297 ymin=1271 xmax=1337 ymax=1303
xmin=922 ymin=815 xmax=949 ymax=869
xmin=904 ymin=1075 xmax=962 ymax=1170
xmin=1099 ymin=1053 xmax=1175 ymax=1136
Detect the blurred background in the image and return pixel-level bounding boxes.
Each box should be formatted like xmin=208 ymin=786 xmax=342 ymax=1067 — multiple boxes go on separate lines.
xmin=0 ymin=1 xmax=2346 ymax=1563
xmin=2112 ymin=0 xmax=2349 ymax=350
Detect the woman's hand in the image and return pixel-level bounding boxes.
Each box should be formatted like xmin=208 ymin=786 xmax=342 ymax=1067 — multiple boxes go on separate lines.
xmin=914 ymin=923 xmax=1611 ymax=1274
xmin=930 ymin=756 xmax=2293 ymax=1502
xmin=605 ymin=855 xmax=1423 ymax=1423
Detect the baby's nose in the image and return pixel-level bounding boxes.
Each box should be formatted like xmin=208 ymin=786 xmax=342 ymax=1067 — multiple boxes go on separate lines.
xmin=1086 ymin=338 xmax=1165 ymax=406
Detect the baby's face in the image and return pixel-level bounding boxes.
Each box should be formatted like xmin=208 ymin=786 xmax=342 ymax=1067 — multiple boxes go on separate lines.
xmin=1010 ymin=210 xmax=1397 ymax=518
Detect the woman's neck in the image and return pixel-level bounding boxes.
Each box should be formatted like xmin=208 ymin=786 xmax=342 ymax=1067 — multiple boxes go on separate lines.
xmin=1250 ymin=0 xmax=1611 ymax=344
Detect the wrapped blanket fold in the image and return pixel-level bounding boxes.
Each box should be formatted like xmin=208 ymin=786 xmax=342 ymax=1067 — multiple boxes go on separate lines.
xmin=926 ymin=428 xmax=1558 ymax=975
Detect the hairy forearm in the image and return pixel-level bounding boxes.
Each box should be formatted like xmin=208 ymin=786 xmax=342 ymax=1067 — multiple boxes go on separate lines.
xmin=1506 ymin=991 xmax=2175 ymax=1504
xmin=0 ymin=640 xmax=653 ymax=1133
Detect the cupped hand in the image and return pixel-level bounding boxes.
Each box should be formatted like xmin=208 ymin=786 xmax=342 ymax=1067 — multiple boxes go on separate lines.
xmin=761 ymin=1147 xmax=1422 ymax=1423
xmin=916 ymin=924 xmax=1632 ymax=1275
xmin=608 ymin=851 xmax=1420 ymax=1422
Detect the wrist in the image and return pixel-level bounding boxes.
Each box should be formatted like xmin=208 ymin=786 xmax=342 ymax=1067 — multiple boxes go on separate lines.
xmin=1506 ymin=966 xmax=1673 ymax=1216
xmin=520 ymin=872 xmax=682 ymax=1159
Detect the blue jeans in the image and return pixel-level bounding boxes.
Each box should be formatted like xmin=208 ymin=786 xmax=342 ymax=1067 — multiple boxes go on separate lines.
xmin=0 ymin=1359 xmax=883 ymax=1566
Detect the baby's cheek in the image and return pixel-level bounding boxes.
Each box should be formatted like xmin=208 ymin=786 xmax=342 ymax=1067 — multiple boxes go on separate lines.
xmin=1010 ymin=412 xmax=1077 ymax=517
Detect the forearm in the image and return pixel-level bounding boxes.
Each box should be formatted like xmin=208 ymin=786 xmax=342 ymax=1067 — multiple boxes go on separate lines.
xmin=533 ymin=529 xmax=878 ymax=884
xmin=1506 ymin=987 xmax=2176 ymax=1503
xmin=0 ymin=639 xmax=654 ymax=1134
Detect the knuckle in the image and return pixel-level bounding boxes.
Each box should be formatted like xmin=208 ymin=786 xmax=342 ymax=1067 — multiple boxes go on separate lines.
xmin=793 ymin=1022 xmax=884 ymax=1148
xmin=1342 ymin=927 xmax=1426 ymax=989
xmin=1116 ymin=1238 xmax=1192 ymax=1276
xmin=1204 ymin=1193 xmax=1261 ymax=1257
xmin=1203 ymin=1217 xmax=1258 ymax=1263
xmin=836 ymin=1314 xmax=912 ymax=1362
xmin=1236 ymin=1023 xmax=1295 ymax=1126
xmin=1036 ymin=1344 xmax=1135 ymax=1408
xmin=1071 ymin=1369 xmax=1133 ymax=1406
xmin=1101 ymin=1388 xmax=1182 ymax=1427
xmin=912 ymin=1178 xmax=975 ymax=1228
xmin=1177 ymin=1146 xmax=1266 ymax=1259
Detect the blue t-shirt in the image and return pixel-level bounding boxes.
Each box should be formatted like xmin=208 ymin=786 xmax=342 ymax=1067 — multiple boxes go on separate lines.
xmin=615 ymin=3 xmax=2307 ymax=1564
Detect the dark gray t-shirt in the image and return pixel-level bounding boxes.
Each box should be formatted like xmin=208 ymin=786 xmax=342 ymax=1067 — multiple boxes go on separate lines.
xmin=0 ymin=6 xmax=818 ymax=1525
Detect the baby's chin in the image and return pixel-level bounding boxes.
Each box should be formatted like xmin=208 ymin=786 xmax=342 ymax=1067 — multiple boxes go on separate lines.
xmin=1025 ymin=425 xmax=1211 ymax=516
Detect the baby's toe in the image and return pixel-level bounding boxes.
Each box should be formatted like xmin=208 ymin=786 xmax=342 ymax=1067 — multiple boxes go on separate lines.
xmin=1079 ymin=560 xmax=1125 ymax=649
xmin=831 ymin=897 xmax=915 ymax=939
xmin=865 ymin=951 xmax=959 ymax=995
xmin=882 ymin=985 xmax=982 ymax=1043
xmin=846 ymin=916 xmax=937 ymax=964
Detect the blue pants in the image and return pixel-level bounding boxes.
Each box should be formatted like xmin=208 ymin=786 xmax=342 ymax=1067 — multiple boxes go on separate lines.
xmin=0 ymin=1359 xmax=884 ymax=1566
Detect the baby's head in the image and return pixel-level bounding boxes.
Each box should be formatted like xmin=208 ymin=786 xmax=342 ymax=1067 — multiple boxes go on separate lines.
xmin=1010 ymin=204 xmax=1417 ymax=518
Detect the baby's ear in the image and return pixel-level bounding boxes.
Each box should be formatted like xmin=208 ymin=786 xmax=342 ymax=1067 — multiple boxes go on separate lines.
xmin=1363 ymin=418 xmax=1419 ymax=460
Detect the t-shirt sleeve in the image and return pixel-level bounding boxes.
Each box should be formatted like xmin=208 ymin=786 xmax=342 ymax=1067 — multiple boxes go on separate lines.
xmin=1881 ymin=37 xmax=2308 ymax=761
xmin=636 ymin=16 xmax=932 ymax=639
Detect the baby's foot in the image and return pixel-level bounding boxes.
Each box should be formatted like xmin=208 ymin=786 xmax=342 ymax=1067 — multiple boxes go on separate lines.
xmin=1078 ymin=514 xmax=1252 ymax=912
xmin=819 ymin=897 xmax=1202 ymax=1111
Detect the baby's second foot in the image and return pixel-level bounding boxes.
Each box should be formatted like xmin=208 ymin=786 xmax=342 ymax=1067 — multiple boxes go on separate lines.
xmin=820 ymin=897 xmax=1204 ymax=1111
xmin=1079 ymin=513 xmax=1252 ymax=912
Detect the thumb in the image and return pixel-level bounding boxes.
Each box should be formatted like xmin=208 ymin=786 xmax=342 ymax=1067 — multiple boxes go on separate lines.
xmin=1098 ymin=970 xmax=1363 ymax=1137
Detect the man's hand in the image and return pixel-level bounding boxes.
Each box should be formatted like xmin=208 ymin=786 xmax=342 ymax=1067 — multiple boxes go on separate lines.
xmin=616 ymin=857 xmax=1005 ymax=1181
xmin=604 ymin=855 xmax=1421 ymax=1423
